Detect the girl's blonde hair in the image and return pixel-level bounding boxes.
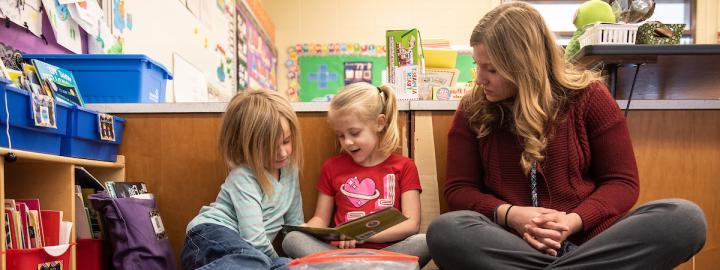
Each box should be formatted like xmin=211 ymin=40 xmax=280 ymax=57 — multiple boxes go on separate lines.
xmin=219 ymin=90 xmax=303 ymax=196
xmin=465 ymin=2 xmax=599 ymax=174
xmin=328 ymin=82 xmax=400 ymax=157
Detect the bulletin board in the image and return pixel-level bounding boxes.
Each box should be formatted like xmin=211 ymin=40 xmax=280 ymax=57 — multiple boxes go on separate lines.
xmin=112 ymin=0 xmax=236 ymax=101
xmin=237 ymin=5 xmax=277 ymax=91
xmin=298 ymin=55 xmax=386 ymax=102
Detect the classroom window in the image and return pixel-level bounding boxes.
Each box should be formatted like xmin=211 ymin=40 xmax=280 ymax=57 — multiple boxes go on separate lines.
xmin=517 ymin=0 xmax=694 ymax=44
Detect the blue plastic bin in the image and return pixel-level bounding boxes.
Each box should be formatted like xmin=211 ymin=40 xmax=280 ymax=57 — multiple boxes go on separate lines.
xmin=0 ymin=78 xmax=69 ymax=155
xmin=23 ymin=54 xmax=172 ymax=103
xmin=62 ymin=106 xmax=124 ymax=162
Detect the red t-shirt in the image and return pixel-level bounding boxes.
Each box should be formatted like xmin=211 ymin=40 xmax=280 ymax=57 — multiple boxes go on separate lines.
xmin=317 ymin=153 xmax=422 ymax=248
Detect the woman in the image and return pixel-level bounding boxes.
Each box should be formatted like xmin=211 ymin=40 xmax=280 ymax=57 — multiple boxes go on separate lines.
xmin=426 ymin=2 xmax=706 ymax=269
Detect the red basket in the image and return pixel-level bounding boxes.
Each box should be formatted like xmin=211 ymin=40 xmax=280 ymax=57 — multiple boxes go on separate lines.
xmin=5 ymin=243 xmax=73 ymax=270
xmin=77 ymin=239 xmax=110 ymax=270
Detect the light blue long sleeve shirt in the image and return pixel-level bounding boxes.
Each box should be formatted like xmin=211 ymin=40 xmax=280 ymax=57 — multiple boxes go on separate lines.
xmin=186 ymin=165 xmax=304 ymax=257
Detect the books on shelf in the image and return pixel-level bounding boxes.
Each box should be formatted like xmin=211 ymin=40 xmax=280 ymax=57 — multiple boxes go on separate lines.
xmin=282 ymin=207 xmax=408 ymax=241
xmin=31 ymin=59 xmax=84 ymax=106
xmin=105 ymin=181 xmax=149 ymax=198
xmin=3 ymin=198 xmax=66 ymax=250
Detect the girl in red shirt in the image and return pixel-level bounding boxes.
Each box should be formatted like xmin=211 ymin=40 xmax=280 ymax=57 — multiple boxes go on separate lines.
xmin=282 ymin=82 xmax=430 ymax=267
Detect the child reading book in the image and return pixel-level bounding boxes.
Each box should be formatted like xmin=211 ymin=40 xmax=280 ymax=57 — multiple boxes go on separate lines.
xmin=181 ymin=90 xmax=304 ymax=270
xmin=282 ymin=82 xmax=430 ymax=267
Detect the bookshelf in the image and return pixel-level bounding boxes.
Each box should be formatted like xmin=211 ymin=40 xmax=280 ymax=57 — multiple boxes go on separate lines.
xmin=0 ymin=148 xmax=125 ymax=270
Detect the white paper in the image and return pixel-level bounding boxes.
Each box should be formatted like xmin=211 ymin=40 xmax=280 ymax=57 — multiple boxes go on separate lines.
xmin=42 ymin=0 xmax=83 ymax=53
xmin=25 ymin=0 xmax=42 ymax=10
xmin=20 ymin=3 xmax=43 ymax=36
xmin=59 ymin=221 xmax=73 ymax=244
xmin=0 ymin=0 xmax=21 ymax=24
xmin=68 ymin=1 xmax=103 ymax=36
xmin=172 ymin=54 xmax=208 ymax=102
xmin=88 ymin=21 xmax=121 ymax=54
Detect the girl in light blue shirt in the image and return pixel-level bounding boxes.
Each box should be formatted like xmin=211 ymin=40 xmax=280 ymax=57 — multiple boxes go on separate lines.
xmin=181 ymin=90 xmax=304 ymax=270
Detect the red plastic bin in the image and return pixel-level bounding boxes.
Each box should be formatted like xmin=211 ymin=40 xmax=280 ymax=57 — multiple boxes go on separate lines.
xmin=77 ymin=239 xmax=110 ymax=270
xmin=5 ymin=243 xmax=73 ymax=270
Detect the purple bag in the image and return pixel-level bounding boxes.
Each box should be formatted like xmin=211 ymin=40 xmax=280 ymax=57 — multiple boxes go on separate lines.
xmin=90 ymin=192 xmax=177 ymax=270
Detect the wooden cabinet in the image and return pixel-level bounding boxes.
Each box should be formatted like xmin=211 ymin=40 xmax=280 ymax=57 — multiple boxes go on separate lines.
xmin=0 ymin=148 xmax=124 ymax=270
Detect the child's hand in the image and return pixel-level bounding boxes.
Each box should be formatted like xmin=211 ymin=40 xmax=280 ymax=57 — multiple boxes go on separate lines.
xmin=337 ymin=239 xmax=363 ymax=249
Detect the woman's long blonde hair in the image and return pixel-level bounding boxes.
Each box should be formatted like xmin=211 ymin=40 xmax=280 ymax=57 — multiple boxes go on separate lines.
xmin=328 ymin=82 xmax=400 ymax=157
xmin=219 ymin=90 xmax=303 ymax=196
xmin=465 ymin=2 xmax=599 ymax=174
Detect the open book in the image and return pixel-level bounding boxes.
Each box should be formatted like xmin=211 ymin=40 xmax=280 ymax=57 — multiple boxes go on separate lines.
xmin=282 ymin=207 xmax=407 ymax=241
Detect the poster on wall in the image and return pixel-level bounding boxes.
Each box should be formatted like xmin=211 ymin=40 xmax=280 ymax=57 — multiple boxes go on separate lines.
xmin=173 ymin=53 xmax=208 ymax=102
xmin=42 ymin=0 xmax=83 ymax=53
xmin=110 ymin=0 xmax=133 ymax=35
xmin=238 ymin=9 xmax=276 ymax=91
xmin=0 ymin=0 xmax=43 ymax=37
xmin=236 ymin=9 xmax=248 ymax=90
xmin=299 ymin=55 xmax=386 ymax=102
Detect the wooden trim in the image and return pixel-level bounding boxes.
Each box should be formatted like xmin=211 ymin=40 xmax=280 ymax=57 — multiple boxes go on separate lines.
xmin=0 ymin=148 xmax=125 ymax=168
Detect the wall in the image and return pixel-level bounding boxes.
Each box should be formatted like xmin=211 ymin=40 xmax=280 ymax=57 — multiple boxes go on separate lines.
xmin=264 ymin=0 xmax=501 ymax=100
xmin=120 ymin=0 xmax=236 ymax=101
xmin=696 ymin=0 xmax=720 ymax=44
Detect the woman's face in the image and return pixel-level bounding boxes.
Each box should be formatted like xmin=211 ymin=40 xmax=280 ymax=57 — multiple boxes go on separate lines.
xmin=472 ymin=44 xmax=517 ymax=102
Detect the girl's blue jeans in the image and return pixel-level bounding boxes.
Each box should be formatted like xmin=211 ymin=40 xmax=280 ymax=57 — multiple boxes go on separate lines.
xmin=180 ymin=223 xmax=291 ymax=270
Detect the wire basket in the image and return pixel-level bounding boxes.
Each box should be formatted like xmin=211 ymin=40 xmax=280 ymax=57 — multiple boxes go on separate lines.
xmin=579 ymin=23 xmax=640 ymax=48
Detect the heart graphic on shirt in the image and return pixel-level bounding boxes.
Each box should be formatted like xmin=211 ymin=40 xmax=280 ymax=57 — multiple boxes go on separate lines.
xmin=340 ymin=176 xmax=380 ymax=207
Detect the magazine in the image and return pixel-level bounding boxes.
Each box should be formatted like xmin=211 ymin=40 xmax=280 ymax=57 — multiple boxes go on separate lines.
xmin=32 ymin=59 xmax=84 ymax=106
xmin=282 ymin=207 xmax=407 ymax=241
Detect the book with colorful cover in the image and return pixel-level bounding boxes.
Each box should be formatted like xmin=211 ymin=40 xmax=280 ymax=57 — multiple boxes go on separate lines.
xmin=32 ymin=59 xmax=84 ymax=106
xmin=16 ymin=199 xmax=45 ymax=247
xmin=105 ymin=181 xmax=148 ymax=198
xmin=21 ymin=63 xmax=53 ymax=96
xmin=282 ymin=207 xmax=408 ymax=241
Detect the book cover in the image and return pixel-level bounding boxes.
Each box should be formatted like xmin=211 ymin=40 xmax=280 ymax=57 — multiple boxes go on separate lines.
xmin=32 ymin=59 xmax=84 ymax=106
xmin=282 ymin=207 xmax=408 ymax=241
xmin=16 ymin=199 xmax=44 ymax=247
xmin=4 ymin=199 xmax=16 ymax=210
xmin=15 ymin=202 xmax=30 ymax=249
xmin=40 ymin=210 xmax=63 ymax=246
xmin=107 ymin=181 xmax=149 ymax=198
xmin=0 ymin=55 xmax=9 ymax=79
xmin=386 ymin=29 xmax=424 ymax=101
xmin=21 ymin=63 xmax=51 ymax=96
xmin=75 ymin=189 xmax=93 ymax=239
xmin=11 ymin=210 xmax=23 ymax=248
xmin=27 ymin=210 xmax=42 ymax=248
xmin=4 ymin=211 xmax=14 ymax=249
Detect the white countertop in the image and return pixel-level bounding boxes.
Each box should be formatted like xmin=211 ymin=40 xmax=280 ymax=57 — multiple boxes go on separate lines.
xmin=85 ymin=99 xmax=720 ymax=114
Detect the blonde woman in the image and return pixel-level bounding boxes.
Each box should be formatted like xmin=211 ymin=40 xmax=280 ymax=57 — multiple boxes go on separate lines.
xmin=181 ymin=90 xmax=303 ymax=270
xmin=426 ymin=2 xmax=705 ymax=269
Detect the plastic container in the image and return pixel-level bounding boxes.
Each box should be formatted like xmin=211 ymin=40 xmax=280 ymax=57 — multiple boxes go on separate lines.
xmin=61 ymin=106 xmax=124 ymax=162
xmin=77 ymin=239 xmax=110 ymax=270
xmin=5 ymin=244 xmax=73 ymax=270
xmin=579 ymin=23 xmax=640 ymax=48
xmin=23 ymin=54 xmax=172 ymax=103
xmin=0 ymin=78 xmax=70 ymax=155
xmin=288 ymin=249 xmax=419 ymax=270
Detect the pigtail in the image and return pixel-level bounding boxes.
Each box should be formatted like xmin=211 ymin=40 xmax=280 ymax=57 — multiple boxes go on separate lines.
xmin=377 ymin=84 xmax=400 ymax=156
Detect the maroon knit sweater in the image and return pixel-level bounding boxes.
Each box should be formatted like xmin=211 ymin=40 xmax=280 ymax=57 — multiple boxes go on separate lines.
xmin=444 ymin=82 xmax=639 ymax=244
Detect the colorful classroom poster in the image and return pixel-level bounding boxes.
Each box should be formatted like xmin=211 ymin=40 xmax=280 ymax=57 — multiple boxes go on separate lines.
xmin=299 ymin=55 xmax=386 ymax=102
xmin=42 ymin=0 xmax=83 ymax=53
